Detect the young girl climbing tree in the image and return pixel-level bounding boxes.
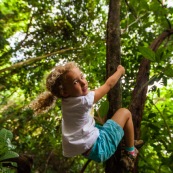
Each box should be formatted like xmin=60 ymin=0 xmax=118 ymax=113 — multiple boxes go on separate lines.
xmin=30 ymin=61 xmax=141 ymax=171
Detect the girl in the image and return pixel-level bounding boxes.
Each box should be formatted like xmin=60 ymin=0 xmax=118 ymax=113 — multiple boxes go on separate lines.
xmin=30 ymin=62 xmax=139 ymax=171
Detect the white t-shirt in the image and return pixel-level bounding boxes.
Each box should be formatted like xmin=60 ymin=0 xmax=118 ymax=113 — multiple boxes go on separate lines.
xmin=61 ymin=91 xmax=99 ymax=157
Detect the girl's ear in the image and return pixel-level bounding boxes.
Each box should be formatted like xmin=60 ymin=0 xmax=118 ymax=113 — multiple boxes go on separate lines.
xmin=61 ymin=90 xmax=69 ymax=97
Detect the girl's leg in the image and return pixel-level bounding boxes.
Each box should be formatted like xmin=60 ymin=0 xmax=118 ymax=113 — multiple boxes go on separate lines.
xmin=111 ymin=108 xmax=142 ymax=171
xmin=111 ymin=108 xmax=134 ymax=148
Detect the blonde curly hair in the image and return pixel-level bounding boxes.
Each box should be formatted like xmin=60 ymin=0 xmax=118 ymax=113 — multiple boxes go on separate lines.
xmin=29 ymin=61 xmax=78 ymax=115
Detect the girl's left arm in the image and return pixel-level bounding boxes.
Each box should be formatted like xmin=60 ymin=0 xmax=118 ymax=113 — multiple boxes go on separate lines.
xmin=94 ymin=65 xmax=125 ymax=103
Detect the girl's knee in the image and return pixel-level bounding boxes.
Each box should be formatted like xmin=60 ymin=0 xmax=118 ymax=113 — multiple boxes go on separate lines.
xmin=118 ymin=108 xmax=131 ymax=116
xmin=111 ymin=108 xmax=131 ymax=120
xmin=116 ymin=108 xmax=132 ymax=121
xmin=111 ymin=108 xmax=132 ymax=128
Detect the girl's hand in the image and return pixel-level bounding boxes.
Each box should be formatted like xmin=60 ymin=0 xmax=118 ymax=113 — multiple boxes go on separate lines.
xmin=117 ymin=65 xmax=125 ymax=75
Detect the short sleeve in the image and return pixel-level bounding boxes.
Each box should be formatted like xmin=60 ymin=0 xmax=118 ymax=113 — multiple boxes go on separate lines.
xmin=83 ymin=91 xmax=95 ymax=107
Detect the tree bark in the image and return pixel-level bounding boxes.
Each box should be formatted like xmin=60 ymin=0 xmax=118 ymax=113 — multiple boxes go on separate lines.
xmin=105 ymin=0 xmax=122 ymax=172
xmin=106 ymin=0 xmax=121 ymax=117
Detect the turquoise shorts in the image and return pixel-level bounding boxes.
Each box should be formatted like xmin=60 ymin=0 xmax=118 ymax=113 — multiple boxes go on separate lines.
xmin=85 ymin=119 xmax=124 ymax=162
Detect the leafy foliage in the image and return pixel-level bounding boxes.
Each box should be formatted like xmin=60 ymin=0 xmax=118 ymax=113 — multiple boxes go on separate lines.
xmin=0 ymin=0 xmax=173 ymax=172
xmin=94 ymin=100 xmax=109 ymax=125
xmin=0 ymin=128 xmax=19 ymax=161
xmin=0 ymin=128 xmax=19 ymax=172
xmin=139 ymin=84 xmax=173 ymax=173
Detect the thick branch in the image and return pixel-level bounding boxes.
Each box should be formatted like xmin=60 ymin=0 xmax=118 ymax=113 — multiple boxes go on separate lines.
xmin=129 ymin=29 xmax=173 ymax=140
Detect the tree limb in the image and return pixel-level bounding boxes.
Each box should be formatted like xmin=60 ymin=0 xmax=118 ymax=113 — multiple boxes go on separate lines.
xmin=129 ymin=28 xmax=173 ymax=173
xmin=129 ymin=29 xmax=173 ymax=139
xmin=0 ymin=47 xmax=76 ymax=74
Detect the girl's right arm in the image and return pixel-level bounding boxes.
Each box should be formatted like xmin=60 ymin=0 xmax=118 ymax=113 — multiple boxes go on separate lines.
xmin=94 ymin=65 xmax=125 ymax=103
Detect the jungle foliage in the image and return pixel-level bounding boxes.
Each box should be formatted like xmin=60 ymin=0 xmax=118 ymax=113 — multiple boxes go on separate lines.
xmin=0 ymin=0 xmax=173 ymax=172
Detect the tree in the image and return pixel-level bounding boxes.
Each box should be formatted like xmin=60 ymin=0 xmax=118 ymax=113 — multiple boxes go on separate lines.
xmin=105 ymin=0 xmax=173 ymax=173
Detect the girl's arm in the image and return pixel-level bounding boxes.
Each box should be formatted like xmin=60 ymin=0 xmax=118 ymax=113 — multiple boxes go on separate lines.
xmin=94 ymin=65 xmax=125 ymax=103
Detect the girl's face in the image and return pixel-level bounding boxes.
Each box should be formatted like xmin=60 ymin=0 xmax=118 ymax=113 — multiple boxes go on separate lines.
xmin=62 ymin=67 xmax=88 ymax=97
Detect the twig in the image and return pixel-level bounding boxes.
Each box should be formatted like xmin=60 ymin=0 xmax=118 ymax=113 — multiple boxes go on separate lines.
xmin=43 ymin=151 xmax=53 ymax=173
xmin=80 ymin=159 xmax=91 ymax=173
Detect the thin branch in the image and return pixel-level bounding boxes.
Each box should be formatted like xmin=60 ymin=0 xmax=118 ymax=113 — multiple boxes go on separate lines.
xmin=19 ymin=13 xmax=34 ymax=47
xmin=43 ymin=151 xmax=53 ymax=173
xmin=124 ymin=0 xmax=137 ymax=19
xmin=0 ymin=47 xmax=76 ymax=74
xmin=80 ymin=159 xmax=91 ymax=173
xmin=0 ymin=11 xmax=33 ymax=60
xmin=157 ymin=0 xmax=172 ymax=29
xmin=121 ymin=13 xmax=148 ymax=34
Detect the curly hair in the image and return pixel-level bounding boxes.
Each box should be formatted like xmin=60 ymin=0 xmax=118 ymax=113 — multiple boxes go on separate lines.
xmin=29 ymin=61 xmax=78 ymax=115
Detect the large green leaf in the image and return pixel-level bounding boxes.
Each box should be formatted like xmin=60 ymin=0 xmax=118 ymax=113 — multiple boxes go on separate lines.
xmin=0 ymin=129 xmax=17 ymax=157
xmin=138 ymin=46 xmax=155 ymax=61
xmin=0 ymin=151 xmax=19 ymax=161
xmin=0 ymin=128 xmax=13 ymax=141
xmin=164 ymin=65 xmax=173 ymax=77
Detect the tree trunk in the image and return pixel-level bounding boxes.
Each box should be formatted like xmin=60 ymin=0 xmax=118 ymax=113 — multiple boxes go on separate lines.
xmin=105 ymin=0 xmax=122 ymax=172
xmin=106 ymin=0 xmax=121 ymax=117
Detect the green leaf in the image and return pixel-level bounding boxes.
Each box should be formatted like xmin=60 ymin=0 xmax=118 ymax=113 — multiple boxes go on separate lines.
xmin=148 ymin=113 xmax=156 ymax=119
xmin=0 ymin=128 xmax=13 ymax=141
xmin=98 ymin=100 xmax=109 ymax=118
xmin=164 ymin=65 xmax=173 ymax=77
xmin=138 ymin=46 xmax=155 ymax=61
xmin=0 ymin=151 xmax=19 ymax=161
xmin=6 ymin=138 xmax=16 ymax=150
xmin=148 ymin=123 xmax=160 ymax=131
